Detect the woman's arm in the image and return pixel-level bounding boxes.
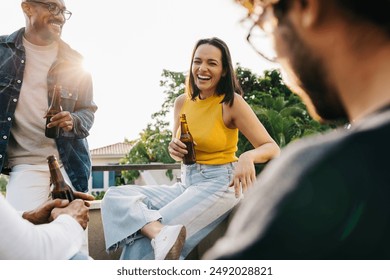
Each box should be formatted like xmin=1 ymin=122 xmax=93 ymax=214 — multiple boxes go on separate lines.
xmin=224 ymin=93 xmax=281 ymax=196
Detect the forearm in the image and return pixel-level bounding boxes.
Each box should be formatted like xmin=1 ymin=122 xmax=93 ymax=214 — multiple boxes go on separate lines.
xmin=65 ymin=76 xmax=97 ymax=138
xmin=1 ymin=215 xmax=84 ymax=260
xmin=70 ymin=109 xmax=95 ymax=138
xmin=241 ymin=142 xmax=281 ymax=164
xmin=0 ymin=196 xmax=84 ymax=259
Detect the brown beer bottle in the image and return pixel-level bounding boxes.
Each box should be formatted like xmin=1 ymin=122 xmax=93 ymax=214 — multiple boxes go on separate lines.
xmin=179 ymin=114 xmax=196 ymax=165
xmin=47 ymin=155 xmax=74 ymax=201
xmin=45 ymin=85 xmax=62 ymax=138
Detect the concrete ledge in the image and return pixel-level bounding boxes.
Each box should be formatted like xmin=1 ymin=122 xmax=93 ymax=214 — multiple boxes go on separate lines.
xmin=88 ymin=200 xmax=122 ymax=260
xmin=88 ymin=200 xmax=235 ymax=260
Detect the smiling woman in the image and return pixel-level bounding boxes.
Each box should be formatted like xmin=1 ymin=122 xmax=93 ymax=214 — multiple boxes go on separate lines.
xmin=1 ymin=0 xmax=275 ymax=149
xmin=192 ymin=43 xmax=226 ymax=100
xmin=99 ymin=37 xmax=280 ymax=260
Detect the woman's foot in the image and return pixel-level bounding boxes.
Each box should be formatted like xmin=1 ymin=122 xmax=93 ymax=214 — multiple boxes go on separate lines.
xmin=151 ymin=225 xmax=186 ymax=260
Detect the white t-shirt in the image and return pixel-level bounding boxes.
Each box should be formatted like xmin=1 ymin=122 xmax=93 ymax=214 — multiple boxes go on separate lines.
xmin=8 ymin=37 xmax=60 ymax=167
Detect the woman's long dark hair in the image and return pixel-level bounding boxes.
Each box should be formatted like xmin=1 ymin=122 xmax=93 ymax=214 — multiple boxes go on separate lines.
xmin=186 ymin=37 xmax=243 ymax=106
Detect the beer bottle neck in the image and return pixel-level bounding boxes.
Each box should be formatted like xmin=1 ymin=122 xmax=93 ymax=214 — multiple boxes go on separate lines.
xmin=47 ymin=156 xmax=66 ymax=185
xmin=180 ymin=121 xmax=190 ymax=134
xmin=49 ymin=162 xmax=66 ymax=185
xmin=48 ymin=86 xmax=62 ymax=113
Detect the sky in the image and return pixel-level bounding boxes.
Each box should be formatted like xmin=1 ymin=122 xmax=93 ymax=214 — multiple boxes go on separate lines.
xmin=1 ymin=0 xmax=277 ymax=149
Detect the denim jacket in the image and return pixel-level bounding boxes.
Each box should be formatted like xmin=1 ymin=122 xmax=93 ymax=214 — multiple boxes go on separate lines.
xmin=0 ymin=28 xmax=98 ymax=192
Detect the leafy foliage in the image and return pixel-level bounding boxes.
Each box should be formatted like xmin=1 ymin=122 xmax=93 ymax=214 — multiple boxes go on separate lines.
xmin=121 ymin=124 xmax=175 ymax=184
xmin=91 ymin=190 xmax=105 ymax=200
xmin=121 ymin=66 xmax=334 ymax=181
xmin=120 ymin=70 xmax=186 ymax=183
xmin=0 ymin=174 xmax=8 ymax=195
xmin=236 ymin=66 xmax=334 ymax=173
xmin=236 ymin=66 xmax=332 ymax=149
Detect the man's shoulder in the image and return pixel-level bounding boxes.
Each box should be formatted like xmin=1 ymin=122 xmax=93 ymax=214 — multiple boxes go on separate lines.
xmin=59 ymin=40 xmax=83 ymax=61
xmin=266 ymin=128 xmax=347 ymax=176
xmin=0 ymin=32 xmax=12 ymax=43
xmin=289 ymin=111 xmax=390 ymax=169
xmin=262 ymin=116 xmax=390 ymax=188
xmin=0 ymin=33 xmax=11 ymax=44
xmin=0 ymin=34 xmax=7 ymax=42
xmin=0 ymin=28 xmax=24 ymax=45
xmin=205 ymin=118 xmax=390 ymax=260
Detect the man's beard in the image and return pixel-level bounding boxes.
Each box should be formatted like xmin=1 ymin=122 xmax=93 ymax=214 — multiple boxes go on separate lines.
xmin=277 ymin=19 xmax=348 ymax=122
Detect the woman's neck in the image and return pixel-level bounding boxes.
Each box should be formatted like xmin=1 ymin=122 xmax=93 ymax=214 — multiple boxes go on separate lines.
xmin=199 ymin=91 xmax=214 ymax=100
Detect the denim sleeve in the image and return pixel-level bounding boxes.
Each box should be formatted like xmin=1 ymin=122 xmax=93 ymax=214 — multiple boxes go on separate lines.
xmin=62 ymin=72 xmax=98 ymax=139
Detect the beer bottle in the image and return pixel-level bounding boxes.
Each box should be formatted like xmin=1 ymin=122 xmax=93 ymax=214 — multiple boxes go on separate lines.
xmin=179 ymin=114 xmax=196 ymax=165
xmin=47 ymin=155 xmax=74 ymax=201
xmin=45 ymin=85 xmax=62 ymax=138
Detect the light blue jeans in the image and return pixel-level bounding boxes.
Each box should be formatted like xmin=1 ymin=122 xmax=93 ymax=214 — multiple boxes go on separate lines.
xmin=101 ymin=163 xmax=241 ymax=260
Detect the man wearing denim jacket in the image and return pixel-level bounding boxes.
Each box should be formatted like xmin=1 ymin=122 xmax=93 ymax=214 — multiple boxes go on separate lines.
xmin=0 ymin=0 xmax=97 ymax=212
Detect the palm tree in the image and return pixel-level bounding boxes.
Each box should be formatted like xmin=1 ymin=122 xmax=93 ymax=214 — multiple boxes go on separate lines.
xmin=236 ymin=66 xmax=334 ymax=173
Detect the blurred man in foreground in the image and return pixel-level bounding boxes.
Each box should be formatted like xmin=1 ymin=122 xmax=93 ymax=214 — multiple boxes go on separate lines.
xmin=204 ymin=0 xmax=390 ymax=259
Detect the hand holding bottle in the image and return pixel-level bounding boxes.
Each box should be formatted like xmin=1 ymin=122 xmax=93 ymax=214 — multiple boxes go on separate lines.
xmin=51 ymin=199 xmax=91 ymax=230
xmin=22 ymin=199 xmax=70 ymax=225
xmin=46 ymin=111 xmax=74 ymax=132
xmin=169 ymin=138 xmax=198 ymax=162
xmin=44 ymin=85 xmax=63 ymax=138
xmin=168 ymin=138 xmax=187 ymax=161
xmin=21 ymin=191 xmax=94 ymax=225
xmin=179 ymin=114 xmax=196 ymax=165
xmin=169 ymin=114 xmax=197 ymax=164
xmin=44 ymin=85 xmax=75 ymax=137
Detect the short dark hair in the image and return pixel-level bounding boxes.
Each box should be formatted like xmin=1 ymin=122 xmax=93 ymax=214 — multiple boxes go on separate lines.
xmin=337 ymin=0 xmax=390 ymax=33
xmin=186 ymin=37 xmax=243 ymax=106
xmin=273 ymin=0 xmax=390 ymax=35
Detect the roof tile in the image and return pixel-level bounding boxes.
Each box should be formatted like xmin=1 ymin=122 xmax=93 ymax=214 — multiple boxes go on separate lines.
xmin=90 ymin=142 xmax=133 ymax=156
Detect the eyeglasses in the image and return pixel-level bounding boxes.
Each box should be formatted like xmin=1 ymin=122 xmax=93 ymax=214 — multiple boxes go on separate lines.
xmin=237 ymin=0 xmax=279 ymax=62
xmin=26 ymin=0 xmax=72 ymax=20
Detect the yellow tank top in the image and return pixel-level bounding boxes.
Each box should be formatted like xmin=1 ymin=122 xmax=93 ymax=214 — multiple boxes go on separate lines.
xmin=178 ymin=95 xmax=238 ymax=164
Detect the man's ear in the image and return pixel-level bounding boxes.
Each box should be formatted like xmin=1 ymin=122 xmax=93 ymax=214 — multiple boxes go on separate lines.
xmin=295 ymin=0 xmax=321 ymax=28
xmin=21 ymin=2 xmax=32 ymax=17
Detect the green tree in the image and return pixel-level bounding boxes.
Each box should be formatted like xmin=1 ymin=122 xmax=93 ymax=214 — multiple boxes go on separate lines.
xmin=120 ymin=70 xmax=186 ymax=183
xmin=236 ymin=66 xmax=334 ymax=173
xmin=121 ymin=66 xmax=334 ymax=181
xmin=237 ymin=66 xmax=331 ymax=148
xmin=0 ymin=174 xmax=8 ymax=196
